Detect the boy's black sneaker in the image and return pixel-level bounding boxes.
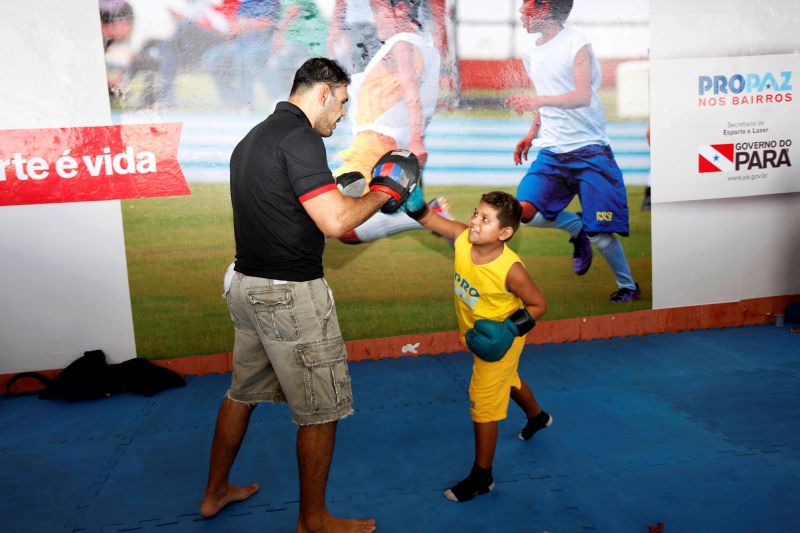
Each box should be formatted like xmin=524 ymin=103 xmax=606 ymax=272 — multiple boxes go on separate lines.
xmin=518 ymin=411 xmax=553 ymax=441
xmin=443 ymin=464 xmax=494 ymax=502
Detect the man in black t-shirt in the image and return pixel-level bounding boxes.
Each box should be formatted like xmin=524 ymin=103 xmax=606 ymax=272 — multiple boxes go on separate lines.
xmin=200 ymin=58 xmax=401 ymax=533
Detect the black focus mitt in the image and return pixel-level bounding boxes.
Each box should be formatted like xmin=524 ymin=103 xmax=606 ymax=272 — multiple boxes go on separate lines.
xmin=336 ymin=171 xmax=367 ymax=198
xmin=369 ymin=149 xmax=421 ymax=214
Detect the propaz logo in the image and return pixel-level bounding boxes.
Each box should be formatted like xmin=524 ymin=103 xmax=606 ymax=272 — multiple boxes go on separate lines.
xmin=699 ymin=72 xmax=792 ymax=96
xmin=698 ymin=71 xmax=793 ymax=107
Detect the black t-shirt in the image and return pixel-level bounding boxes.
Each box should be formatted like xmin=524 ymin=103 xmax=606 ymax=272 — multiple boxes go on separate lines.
xmin=230 ymin=102 xmax=337 ymax=281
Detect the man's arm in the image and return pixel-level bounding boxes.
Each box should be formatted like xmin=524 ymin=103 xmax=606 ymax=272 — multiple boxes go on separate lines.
xmin=506 ymin=262 xmax=547 ymax=320
xmin=391 ymin=41 xmax=428 ymax=166
xmin=302 ymin=188 xmax=390 ymax=238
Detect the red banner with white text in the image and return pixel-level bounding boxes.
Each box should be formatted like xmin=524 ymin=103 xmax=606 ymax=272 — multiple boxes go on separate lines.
xmin=0 ymin=123 xmax=189 ymax=206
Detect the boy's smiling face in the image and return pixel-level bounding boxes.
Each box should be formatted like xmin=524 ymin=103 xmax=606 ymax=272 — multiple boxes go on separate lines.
xmin=519 ymin=0 xmax=551 ymax=33
xmin=469 ymin=202 xmax=513 ymax=245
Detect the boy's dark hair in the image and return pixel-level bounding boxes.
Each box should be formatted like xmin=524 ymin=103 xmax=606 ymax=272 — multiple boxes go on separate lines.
xmin=536 ymin=0 xmax=573 ymax=23
xmin=290 ymin=58 xmax=351 ymax=96
xmin=480 ymin=191 xmax=523 ymax=238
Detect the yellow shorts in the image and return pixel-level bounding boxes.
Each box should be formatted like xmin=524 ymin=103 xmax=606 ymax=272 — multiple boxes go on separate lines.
xmin=334 ymin=131 xmax=397 ymax=187
xmin=469 ymin=336 xmax=525 ymax=423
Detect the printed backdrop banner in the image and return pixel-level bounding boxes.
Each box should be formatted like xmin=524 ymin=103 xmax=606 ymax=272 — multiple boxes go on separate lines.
xmin=651 ymin=52 xmax=799 ymax=203
xmin=0 ymin=123 xmax=189 ymax=206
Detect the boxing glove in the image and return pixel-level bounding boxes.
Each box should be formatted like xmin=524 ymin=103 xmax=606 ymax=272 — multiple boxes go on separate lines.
xmin=466 ymin=308 xmax=536 ymax=362
xmin=401 ymin=182 xmax=428 ymax=220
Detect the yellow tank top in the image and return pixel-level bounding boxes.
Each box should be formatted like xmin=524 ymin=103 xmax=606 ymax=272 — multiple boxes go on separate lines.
xmin=453 ymin=230 xmax=524 ymax=343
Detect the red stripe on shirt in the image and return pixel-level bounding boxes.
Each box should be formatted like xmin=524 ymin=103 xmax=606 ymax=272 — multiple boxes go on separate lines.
xmin=299 ymin=182 xmax=337 ymax=203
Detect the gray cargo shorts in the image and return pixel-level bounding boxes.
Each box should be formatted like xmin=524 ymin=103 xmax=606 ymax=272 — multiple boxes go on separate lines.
xmin=226 ymin=272 xmax=353 ymax=425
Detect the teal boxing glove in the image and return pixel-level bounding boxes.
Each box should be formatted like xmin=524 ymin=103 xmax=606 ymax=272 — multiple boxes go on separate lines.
xmin=401 ymin=182 xmax=428 ymax=220
xmin=466 ymin=308 xmax=536 ymax=362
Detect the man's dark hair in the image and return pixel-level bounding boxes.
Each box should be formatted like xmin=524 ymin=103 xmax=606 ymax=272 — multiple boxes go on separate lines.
xmin=535 ymin=0 xmax=573 ymax=23
xmin=480 ymin=191 xmax=523 ymax=238
xmin=290 ymin=58 xmax=351 ymax=96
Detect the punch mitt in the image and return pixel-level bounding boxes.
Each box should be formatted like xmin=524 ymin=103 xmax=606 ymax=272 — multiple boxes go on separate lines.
xmin=336 ymin=171 xmax=367 ymax=198
xmin=369 ymin=149 xmax=421 ymax=214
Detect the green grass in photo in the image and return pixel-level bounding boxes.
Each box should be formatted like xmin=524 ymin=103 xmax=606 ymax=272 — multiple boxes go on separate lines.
xmin=122 ymin=184 xmax=651 ymax=359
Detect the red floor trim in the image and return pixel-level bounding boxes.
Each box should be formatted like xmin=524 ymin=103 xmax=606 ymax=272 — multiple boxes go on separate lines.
xmin=2 ymin=295 xmax=796 ymax=393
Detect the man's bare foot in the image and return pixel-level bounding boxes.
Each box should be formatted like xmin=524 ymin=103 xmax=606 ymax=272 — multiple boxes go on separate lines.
xmin=297 ymin=512 xmax=377 ymax=533
xmin=199 ymin=483 xmax=259 ymax=518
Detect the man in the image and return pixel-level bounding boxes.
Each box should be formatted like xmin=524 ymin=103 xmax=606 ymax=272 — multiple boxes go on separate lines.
xmin=200 ymin=58 xmax=411 ymax=532
xmin=334 ymin=0 xmax=444 ymax=245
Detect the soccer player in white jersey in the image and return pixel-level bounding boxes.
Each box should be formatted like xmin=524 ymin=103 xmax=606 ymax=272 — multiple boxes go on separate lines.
xmin=509 ymin=0 xmax=640 ymax=302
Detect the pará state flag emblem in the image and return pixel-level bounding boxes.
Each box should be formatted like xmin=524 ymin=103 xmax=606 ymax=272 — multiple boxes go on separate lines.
xmin=698 ymin=144 xmax=734 ymax=173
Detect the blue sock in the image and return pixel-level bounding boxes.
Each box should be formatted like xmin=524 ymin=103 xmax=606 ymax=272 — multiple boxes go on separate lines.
xmin=588 ymin=233 xmax=636 ymax=289
xmin=526 ymin=211 xmax=583 ymax=239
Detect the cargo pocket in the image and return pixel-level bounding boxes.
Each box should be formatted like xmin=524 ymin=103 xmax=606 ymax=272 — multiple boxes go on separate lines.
xmin=296 ymin=337 xmax=352 ymax=413
xmin=249 ymin=287 xmax=300 ymax=341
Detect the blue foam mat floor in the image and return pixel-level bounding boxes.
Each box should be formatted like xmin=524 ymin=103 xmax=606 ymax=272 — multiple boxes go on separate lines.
xmin=1 ymin=324 xmax=799 ymax=532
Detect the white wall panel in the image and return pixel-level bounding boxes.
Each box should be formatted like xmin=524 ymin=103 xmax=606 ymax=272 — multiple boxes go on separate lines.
xmin=0 ymin=0 xmax=135 ymax=373
xmin=650 ymin=0 xmax=800 ymax=309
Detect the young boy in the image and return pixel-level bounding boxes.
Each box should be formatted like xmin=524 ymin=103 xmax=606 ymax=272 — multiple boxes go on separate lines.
xmin=508 ymin=0 xmax=640 ymax=303
xmin=402 ymin=185 xmax=551 ymax=502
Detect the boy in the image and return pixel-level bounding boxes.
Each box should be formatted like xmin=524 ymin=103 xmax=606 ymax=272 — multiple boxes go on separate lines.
xmin=402 ymin=183 xmax=551 ymax=502
xmin=508 ymin=0 xmax=640 ymax=302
